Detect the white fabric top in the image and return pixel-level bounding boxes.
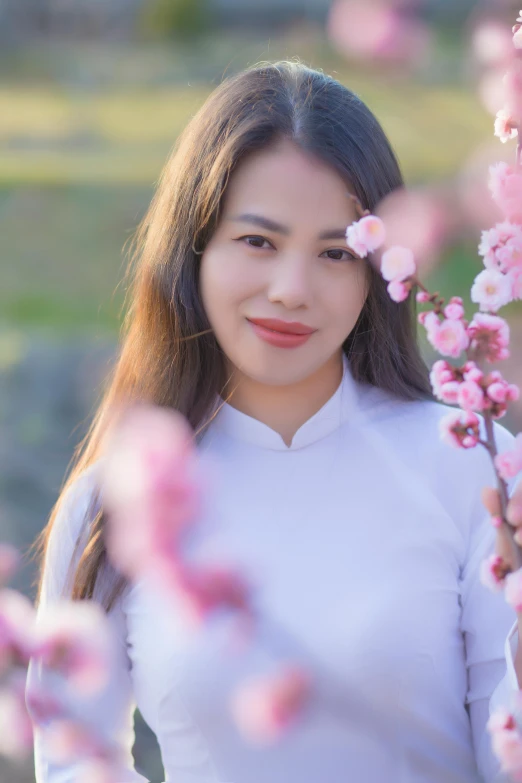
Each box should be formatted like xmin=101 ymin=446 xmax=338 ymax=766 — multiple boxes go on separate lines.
xmin=26 ymin=353 xmax=522 ymax=783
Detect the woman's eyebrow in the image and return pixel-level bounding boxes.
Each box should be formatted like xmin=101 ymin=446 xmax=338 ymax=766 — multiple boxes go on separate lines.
xmin=226 ymin=213 xmax=349 ymax=241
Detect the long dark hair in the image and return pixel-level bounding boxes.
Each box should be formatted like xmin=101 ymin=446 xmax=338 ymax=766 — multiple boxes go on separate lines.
xmin=30 ymin=60 xmax=431 ymax=614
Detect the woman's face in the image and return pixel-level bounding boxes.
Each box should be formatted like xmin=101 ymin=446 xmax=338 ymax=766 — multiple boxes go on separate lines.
xmin=200 ymin=138 xmax=370 ymax=387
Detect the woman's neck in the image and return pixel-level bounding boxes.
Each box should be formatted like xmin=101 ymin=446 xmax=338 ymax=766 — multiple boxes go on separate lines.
xmin=225 ymin=352 xmax=344 ymax=447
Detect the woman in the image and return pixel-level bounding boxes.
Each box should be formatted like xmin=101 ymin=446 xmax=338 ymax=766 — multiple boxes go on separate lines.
xmin=25 ymin=60 xmax=521 ymax=782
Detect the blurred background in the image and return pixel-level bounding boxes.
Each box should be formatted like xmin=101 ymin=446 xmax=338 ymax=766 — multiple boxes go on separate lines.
xmin=2 ymin=0 xmax=522 ymax=780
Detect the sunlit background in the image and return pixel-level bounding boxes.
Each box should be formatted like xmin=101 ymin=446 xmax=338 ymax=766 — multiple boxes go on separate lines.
xmin=2 ymin=0 xmax=522 ymax=780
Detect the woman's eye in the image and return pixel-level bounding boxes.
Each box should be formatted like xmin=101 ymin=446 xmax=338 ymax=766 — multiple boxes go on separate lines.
xmin=322 ymin=248 xmax=358 ymax=262
xmin=238 ymin=235 xmax=272 ymax=249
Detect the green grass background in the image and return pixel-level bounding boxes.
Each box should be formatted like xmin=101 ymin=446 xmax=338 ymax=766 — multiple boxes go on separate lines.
xmin=1 ymin=29 xmax=518 ymax=336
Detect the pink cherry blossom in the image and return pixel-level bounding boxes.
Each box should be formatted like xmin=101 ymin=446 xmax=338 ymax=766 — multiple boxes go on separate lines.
xmin=478 ymin=373 xmax=519 ymax=419
xmin=34 ymin=601 xmax=114 ymax=696
xmin=230 ymin=666 xmax=312 ymax=745
xmin=169 ymin=565 xmax=253 ymax=629
xmin=495 ymin=109 xmax=519 ymax=143
xmin=380 ymin=246 xmax=416 ymax=282
xmin=416 ymin=291 xmax=430 ymax=303
xmin=430 ymin=360 xmax=466 ymax=404
xmin=345 ymin=221 xmax=369 ymax=257
xmin=327 ymin=1 xmax=431 ymax=68
xmin=444 ymin=297 xmax=465 ymax=320
xmin=505 ymin=568 xmax=522 ymax=612
xmin=493 ymin=729 xmax=522 ymax=779
xmin=102 ymin=403 xmax=201 ymax=587
xmin=496 ymin=242 xmax=522 ymax=275
xmin=480 ymin=554 xmax=511 ymax=592
xmin=488 ymin=707 xmax=517 ymax=735
xmin=457 ymin=381 xmax=485 ymax=412
xmin=488 ymin=707 xmax=522 ymax=779
xmin=0 ymin=672 xmax=35 ymax=758
xmin=425 ymin=317 xmax=470 ymax=359
xmin=479 ymin=226 xmax=501 ymax=264
xmin=387 ymin=279 xmax=410 ymax=302
xmin=430 ymin=360 xmax=457 ymax=399
xmin=345 ymin=215 xmax=386 ymax=257
xmin=471 ymin=269 xmax=513 ymax=312
xmin=489 ymin=162 xmax=522 ymax=222
xmin=418 ymin=309 xmax=438 ymax=329
xmin=488 ymin=382 xmax=508 ymax=404
xmin=102 ymin=404 xmax=253 ymax=626
xmin=495 ymin=434 xmax=522 ymax=480
xmin=438 ymin=410 xmax=481 ymax=449
xmin=511 ymin=269 xmax=522 ymax=300
xmin=479 ymin=221 xmax=522 ymax=274
xmin=467 ymin=312 xmax=510 ymax=362
xmin=438 ymin=381 xmax=460 ymax=405
xmin=463 ymin=363 xmax=484 ymax=384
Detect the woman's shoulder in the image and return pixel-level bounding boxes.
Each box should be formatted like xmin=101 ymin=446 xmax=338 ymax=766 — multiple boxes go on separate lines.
xmin=48 ymin=458 xmax=106 ymax=561
xmin=356 ymin=382 xmax=515 ymax=495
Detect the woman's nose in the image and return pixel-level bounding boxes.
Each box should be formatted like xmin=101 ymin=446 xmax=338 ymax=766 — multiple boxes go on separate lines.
xmin=266 ymin=253 xmax=313 ymax=310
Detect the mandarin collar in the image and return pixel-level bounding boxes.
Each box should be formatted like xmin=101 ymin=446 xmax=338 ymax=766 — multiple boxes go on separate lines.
xmin=210 ymin=353 xmax=359 ymax=451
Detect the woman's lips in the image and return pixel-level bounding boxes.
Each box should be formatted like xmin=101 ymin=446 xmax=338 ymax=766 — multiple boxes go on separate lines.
xmin=247 ymin=320 xmax=315 ymax=348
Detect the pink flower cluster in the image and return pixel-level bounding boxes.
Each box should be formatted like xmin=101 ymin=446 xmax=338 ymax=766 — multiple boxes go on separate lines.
xmin=420 ymin=299 xmax=469 ymax=358
xmin=495 ymin=109 xmax=519 ymax=143
xmin=230 ymin=666 xmax=312 ymax=745
xmin=460 ymin=163 xmax=522 ymax=314
xmin=345 ymin=215 xmax=386 ymax=257
xmin=488 ymin=707 xmax=522 ymax=781
xmin=345 ymin=214 xmax=419 ymax=301
xmin=102 ymin=404 xmax=311 ymax=742
xmin=430 ymin=360 xmax=519 ymax=420
xmin=422 ymin=309 xmax=511 ymax=364
xmin=495 ymin=434 xmax=522 ymax=480
xmin=480 ymin=553 xmax=512 ymax=592
xmin=102 ymin=404 xmax=253 ymax=629
xmin=0 ymin=550 xmax=120 ymax=768
xmin=467 ymin=312 xmax=510 ymax=362
xmin=438 ymin=410 xmax=481 ymax=449
xmin=380 ymin=246 xmax=417 ymax=302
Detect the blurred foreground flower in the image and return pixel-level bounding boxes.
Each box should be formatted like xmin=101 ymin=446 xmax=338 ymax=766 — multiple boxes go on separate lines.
xmin=327 ymin=0 xmax=431 ymax=68
xmin=0 ymin=671 xmax=35 ymax=758
xmin=34 ymin=601 xmax=114 ymax=697
xmin=0 ymin=589 xmax=37 ymax=671
xmin=102 ymin=403 xmax=253 ymax=629
xmin=488 ymin=706 xmax=522 ymax=781
xmin=375 ymin=187 xmax=450 ymax=270
xmin=230 ymin=666 xmax=312 ymax=745
xmin=102 ymin=403 xmax=200 ymax=583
